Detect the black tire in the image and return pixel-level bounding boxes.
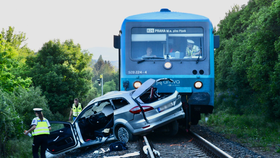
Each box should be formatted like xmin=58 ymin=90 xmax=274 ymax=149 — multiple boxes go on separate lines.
xmin=117 ymin=127 xmax=137 ymax=143
xmin=168 ymin=121 xmax=179 ymax=136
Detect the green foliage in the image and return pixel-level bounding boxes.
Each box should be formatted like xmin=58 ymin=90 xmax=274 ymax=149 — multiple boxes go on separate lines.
xmin=93 ymin=56 xmax=117 ymax=80
xmin=81 ymin=86 xmax=98 ymax=108
xmin=201 ymin=112 xmax=280 ymax=149
xmin=92 ymin=55 xmax=119 ymax=91
xmin=94 ymin=55 xmax=105 ymax=72
xmin=218 ymin=5 xmax=243 ymax=39
xmin=0 ymin=90 xmax=22 ymax=157
xmin=103 ymin=80 xmax=116 ymax=94
xmin=5 ymin=137 xmax=33 ymax=158
xmin=0 ymin=86 xmax=54 ymax=157
xmin=112 ymin=70 xmax=120 ymax=90
xmin=215 ymin=0 xmax=280 ymax=119
xmin=1 ymin=26 xmax=27 ymax=49
xmin=26 ymin=40 xmax=93 ymax=114
xmin=10 ymin=86 xmax=54 ymax=125
xmin=0 ymin=35 xmax=32 ymax=92
xmin=0 ymin=27 xmax=119 ymax=157
xmin=269 ymin=36 xmax=280 ymax=117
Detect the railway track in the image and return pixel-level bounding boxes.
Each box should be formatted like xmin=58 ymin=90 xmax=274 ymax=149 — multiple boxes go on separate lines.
xmin=134 ymin=131 xmax=232 ymax=158
xmin=189 ymin=131 xmax=232 ymax=158
xmin=60 ymin=128 xmax=238 ymax=158
xmin=90 ymin=130 xmax=233 ymax=158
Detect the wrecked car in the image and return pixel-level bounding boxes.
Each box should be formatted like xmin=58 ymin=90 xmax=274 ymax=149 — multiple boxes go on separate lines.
xmin=46 ymin=78 xmax=185 ymax=157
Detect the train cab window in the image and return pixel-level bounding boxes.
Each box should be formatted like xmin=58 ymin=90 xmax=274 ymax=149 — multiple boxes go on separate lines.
xmin=131 ymin=27 xmax=204 ymax=60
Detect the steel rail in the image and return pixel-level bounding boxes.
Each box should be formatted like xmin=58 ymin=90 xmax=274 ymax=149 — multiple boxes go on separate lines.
xmin=190 ymin=131 xmax=233 ymax=158
xmin=143 ymin=136 xmax=155 ymax=158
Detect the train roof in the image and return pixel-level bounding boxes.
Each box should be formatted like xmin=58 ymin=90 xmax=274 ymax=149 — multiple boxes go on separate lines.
xmin=124 ymin=8 xmax=211 ymax=23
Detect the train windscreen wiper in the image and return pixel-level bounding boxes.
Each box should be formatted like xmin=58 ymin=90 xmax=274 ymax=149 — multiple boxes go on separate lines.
xmin=137 ymin=56 xmax=164 ymax=64
xmin=196 ymin=56 xmax=200 ymax=64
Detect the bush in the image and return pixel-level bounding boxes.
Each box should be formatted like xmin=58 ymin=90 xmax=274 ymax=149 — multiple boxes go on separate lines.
xmin=81 ymin=86 xmax=98 ymax=108
xmin=0 ymin=90 xmax=22 ymax=157
xmin=9 ymin=86 xmax=53 ymax=126
xmin=214 ymin=90 xmax=263 ymax=116
xmin=5 ymin=137 xmax=33 ymax=158
xmin=201 ymin=112 xmax=280 ymax=148
xmin=0 ymin=86 xmax=54 ymax=157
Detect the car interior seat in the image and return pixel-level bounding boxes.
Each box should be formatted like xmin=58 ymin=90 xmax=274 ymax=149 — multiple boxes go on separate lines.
xmin=94 ymin=105 xmax=114 ymax=137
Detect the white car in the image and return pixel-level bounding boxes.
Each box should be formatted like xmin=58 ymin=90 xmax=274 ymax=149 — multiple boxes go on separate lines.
xmin=46 ymin=78 xmax=185 ymax=157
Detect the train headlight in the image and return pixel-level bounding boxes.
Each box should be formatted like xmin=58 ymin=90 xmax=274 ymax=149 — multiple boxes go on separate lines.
xmin=194 ymin=81 xmax=203 ymax=89
xmin=164 ymin=62 xmax=172 ymax=69
xmin=133 ymin=81 xmax=142 ymax=89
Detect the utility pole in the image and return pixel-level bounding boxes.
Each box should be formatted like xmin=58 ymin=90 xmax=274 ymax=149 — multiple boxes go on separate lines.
xmin=97 ymin=74 xmax=104 ymax=95
xmin=100 ymin=74 xmax=103 ymax=95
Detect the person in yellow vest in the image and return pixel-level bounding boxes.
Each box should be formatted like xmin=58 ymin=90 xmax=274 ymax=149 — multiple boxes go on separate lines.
xmin=185 ymin=39 xmax=201 ymax=57
xmin=69 ymin=98 xmax=83 ymax=121
xmin=24 ymin=108 xmax=51 ymax=158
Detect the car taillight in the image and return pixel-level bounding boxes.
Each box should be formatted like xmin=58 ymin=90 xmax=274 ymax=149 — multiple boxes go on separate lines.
xmin=129 ymin=106 xmax=154 ymax=114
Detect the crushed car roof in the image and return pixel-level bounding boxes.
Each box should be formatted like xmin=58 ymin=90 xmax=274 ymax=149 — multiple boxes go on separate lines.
xmin=86 ymin=79 xmax=156 ymax=107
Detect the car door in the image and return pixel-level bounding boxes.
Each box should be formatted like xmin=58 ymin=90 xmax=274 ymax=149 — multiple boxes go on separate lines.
xmin=47 ymin=121 xmax=79 ymax=154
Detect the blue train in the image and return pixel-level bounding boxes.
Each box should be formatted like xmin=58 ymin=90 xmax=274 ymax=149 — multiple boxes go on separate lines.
xmin=114 ymin=8 xmax=219 ymax=130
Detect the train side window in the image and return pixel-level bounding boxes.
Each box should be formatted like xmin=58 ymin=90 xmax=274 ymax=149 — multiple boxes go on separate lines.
xmin=111 ymin=98 xmax=130 ymax=109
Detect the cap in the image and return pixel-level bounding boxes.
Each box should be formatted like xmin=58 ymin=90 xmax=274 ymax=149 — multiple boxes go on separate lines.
xmin=33 ymin=108 xmax=43 ymax=112
xmin=187 ymin=39 xmax=194 ymax=44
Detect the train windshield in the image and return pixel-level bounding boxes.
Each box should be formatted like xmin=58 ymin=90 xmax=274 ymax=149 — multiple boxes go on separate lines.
xmin=131 ymin=27 xmax=204 ymax=60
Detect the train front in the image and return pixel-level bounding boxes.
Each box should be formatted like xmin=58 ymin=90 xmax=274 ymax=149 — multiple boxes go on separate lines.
xmin=114 ymin=9 xmax=219 ymax=129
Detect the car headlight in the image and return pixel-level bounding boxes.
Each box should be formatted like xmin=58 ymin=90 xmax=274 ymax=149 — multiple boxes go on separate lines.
xmin=133 ymin=81 xmax=142 ymax=89
xmin=194 ymin=81 xmax=203 ymax=89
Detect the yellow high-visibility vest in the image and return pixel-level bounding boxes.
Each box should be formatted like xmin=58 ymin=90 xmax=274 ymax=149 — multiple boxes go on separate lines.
xmin=32 ymin=118 xmax=50 ymax=136
xmin=186 ymin=45 xmax=200 ymax=56
xmin=72 ymin=103 xmax=82 ymax=117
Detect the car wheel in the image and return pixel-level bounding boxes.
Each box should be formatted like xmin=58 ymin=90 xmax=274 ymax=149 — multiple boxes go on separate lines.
xmin=117 ymin=127 xmax=136 ymax=143
xmin=169 ymin=121 xmax=179 ymax=136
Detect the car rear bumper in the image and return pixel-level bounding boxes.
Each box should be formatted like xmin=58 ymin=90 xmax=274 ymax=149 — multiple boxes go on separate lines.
xmin=131 ymin=106 xmax=185 ymax=135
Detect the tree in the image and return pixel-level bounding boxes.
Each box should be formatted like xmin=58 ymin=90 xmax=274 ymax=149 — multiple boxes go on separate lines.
xmin=103 ymin=80 xmax=116 ymax=94
xmin=1 ymin=26 xmax=27 ymax=49
xmin=0 ymin=34 xmax=32 ymax=92
xmin=94 ymin=55 xmax=105 ymax=71
xmin=214 ymin=0 xmax=280 ymax=118
xmin=112 ymin=70 xmax=120 ymax=90
xmin=246 ymin=0 xmax=280 ymax=118
xmin=26 ymin=39 xmax=93 ymax=114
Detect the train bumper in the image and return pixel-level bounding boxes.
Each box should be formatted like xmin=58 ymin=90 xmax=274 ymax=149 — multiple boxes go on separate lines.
xmin=188 ymin=92 xmax=210 ymax=105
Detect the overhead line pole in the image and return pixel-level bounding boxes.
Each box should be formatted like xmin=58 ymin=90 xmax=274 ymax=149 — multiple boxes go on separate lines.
xmin=100 ymin=74 xmax=103 ymax=95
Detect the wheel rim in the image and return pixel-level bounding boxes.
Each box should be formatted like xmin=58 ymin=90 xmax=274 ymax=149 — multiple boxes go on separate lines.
xmin=118 ymin=127 xmax=129 ymax=143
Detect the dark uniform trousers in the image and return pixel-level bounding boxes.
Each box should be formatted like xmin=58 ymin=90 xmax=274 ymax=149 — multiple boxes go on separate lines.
xmin=32 ymin=134 xmax=48 ymax=158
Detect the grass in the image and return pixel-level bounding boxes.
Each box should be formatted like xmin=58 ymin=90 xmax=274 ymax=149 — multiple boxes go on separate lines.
xmin=5 ymin=136 xmax=33 ymax=158
xmin=200 ymin=111 xmax=280 ymax=152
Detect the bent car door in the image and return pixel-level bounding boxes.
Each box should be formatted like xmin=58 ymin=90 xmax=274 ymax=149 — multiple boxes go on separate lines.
xmin=47 ymin=121 xmax=79 ymax=154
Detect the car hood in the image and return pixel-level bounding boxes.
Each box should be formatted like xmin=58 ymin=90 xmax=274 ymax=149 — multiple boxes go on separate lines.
xmin=131 ymin=79 xmax=155 ymax=100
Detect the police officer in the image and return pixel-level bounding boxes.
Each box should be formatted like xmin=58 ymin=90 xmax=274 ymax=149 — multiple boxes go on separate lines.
xmin=185 ymin=39 xmax=201 ymax=57
xmin=69 ymin=98 xmax=83 ymax=121
xmin=24 ymin=108 xmax=51 ymax=158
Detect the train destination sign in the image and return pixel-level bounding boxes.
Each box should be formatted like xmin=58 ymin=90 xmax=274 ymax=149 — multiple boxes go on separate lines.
xmin=132 ymin=27 xmax=203 ymax=34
